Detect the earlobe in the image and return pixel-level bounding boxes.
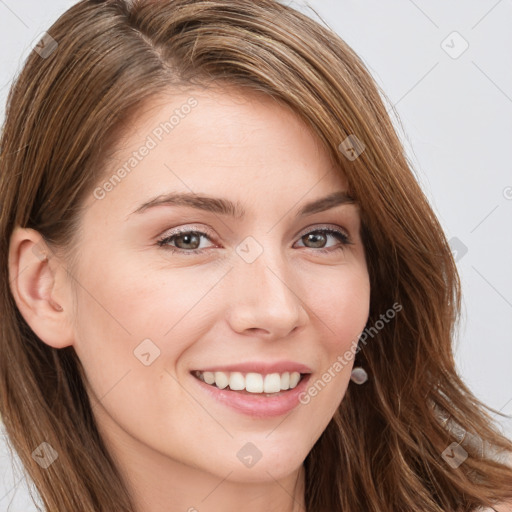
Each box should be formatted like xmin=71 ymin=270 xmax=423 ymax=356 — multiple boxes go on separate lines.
xmin=8 ymin=226 xmax=75 ymax=349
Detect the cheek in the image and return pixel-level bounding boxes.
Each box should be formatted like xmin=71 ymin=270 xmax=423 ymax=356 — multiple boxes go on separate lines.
xmin=70 ymin=258 xmax=226 ymax=393
xmin=295 ymin=305 xmax=368 ymax=449
xmin=70 ymin=267 xmax=206 ymax=442
xmin=293 ymin=263 xmax=370 ymax=409
xmin=307 ymin=263 xmax=370 ymax=347
xmin=332 ymin=284 xmax=370 ymax=351
xmin=73 ymin=252 xmax=220 ymax=339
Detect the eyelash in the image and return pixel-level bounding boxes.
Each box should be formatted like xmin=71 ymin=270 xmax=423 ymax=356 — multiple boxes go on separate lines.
xmin=156 ymin=225 xmax=353 ymax=255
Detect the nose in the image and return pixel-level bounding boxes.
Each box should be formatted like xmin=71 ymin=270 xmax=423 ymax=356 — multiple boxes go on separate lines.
xmin=225 ymin=246 xmax=308 ymax=340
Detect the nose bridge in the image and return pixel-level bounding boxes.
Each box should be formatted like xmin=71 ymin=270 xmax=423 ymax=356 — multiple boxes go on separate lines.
xmin=226 ymin=237 xmax=306 ymax=337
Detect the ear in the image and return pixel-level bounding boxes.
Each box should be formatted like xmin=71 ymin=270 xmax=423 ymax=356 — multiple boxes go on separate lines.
xmin=8 ymin=226 xmax=75 ymax=349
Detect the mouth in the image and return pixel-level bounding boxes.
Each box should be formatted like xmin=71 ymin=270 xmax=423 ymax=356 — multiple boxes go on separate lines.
xmin=191 ymin=370 xmax=308 ymax=397
xmin=190 ymin=368 xmax=312 ymax=417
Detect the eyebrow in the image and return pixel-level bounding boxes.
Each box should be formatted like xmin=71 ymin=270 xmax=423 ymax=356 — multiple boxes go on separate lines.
xmin=129 ymin=190 xmax=355 ymax=218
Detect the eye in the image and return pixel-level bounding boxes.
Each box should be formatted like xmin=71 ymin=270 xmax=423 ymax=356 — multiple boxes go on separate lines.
xmin=294 ymin=226 xmax=352 ymax=253
xmin=156 ymin=225 xmax=353 ymax=255
xmin=156 ymin=227 xmax=215 ymax=255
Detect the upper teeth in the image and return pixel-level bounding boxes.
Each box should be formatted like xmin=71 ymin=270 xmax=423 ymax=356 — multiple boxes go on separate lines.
xmin=194 ymin=371 xmax=302 ymax=393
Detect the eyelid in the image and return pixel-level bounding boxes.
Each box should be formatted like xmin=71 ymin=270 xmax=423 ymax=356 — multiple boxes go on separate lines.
xmin=295 ymin=223 xmax=350 ymax=241
xmin=159 ymin=224 xmax=216 ymax=239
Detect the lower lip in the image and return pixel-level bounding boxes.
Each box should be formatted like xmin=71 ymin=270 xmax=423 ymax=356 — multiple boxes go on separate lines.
xmin=192 ymin=373 xmax=311 ymax=418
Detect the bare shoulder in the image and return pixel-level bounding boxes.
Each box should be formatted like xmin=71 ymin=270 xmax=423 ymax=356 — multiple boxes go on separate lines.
xmin=475 ymin=502 xmax=512 ymax=512
xmin=493 ymin=501 xmax=512 ymax=512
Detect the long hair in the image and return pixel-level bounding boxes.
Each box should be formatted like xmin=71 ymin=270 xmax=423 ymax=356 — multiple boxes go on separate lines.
xmin=0 ymin=1 xmax=511 ymax=511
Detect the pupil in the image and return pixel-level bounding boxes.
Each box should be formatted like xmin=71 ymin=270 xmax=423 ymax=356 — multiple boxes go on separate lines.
xmin=178 ymin=233 xmax=199 ymax=249
xmin=305 ymin=233 xmax=325 ymax=248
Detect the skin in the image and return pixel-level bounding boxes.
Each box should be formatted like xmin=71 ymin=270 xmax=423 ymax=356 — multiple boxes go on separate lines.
xmin=9 ymin=86 xmax=371 ymax=512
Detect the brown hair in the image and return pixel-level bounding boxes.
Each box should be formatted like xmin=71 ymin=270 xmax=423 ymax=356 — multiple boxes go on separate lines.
xmin=1 ymin=1 xmax=511 ymax=511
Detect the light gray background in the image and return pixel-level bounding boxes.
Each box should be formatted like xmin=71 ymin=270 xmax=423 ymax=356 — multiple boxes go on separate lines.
xmin=1 ymin=1 xmax=511 ymax=510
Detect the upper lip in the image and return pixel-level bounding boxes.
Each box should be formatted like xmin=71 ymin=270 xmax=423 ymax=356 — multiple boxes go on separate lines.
xmin=192 ymin=361 xmax=313 ymax=375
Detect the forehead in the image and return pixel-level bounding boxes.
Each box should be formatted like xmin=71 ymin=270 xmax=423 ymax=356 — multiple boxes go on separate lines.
xmin=85 ymin=85 xmax=349 ymax=216
xmin=109 ymin=83 xmax=335 ymax=163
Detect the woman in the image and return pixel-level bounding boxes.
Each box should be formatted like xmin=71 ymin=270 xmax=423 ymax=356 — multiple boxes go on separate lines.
xmin=0 ymin=1 xmax=511 ymax=511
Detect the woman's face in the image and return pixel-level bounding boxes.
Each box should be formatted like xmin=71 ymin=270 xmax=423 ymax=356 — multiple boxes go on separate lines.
xmin=67 ymin=86 xmax=370 ymax=494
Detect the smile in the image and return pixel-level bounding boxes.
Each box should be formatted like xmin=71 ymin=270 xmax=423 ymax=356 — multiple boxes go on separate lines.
xmin=191 ymin=370 xmax=312 ymax=418
xmin=192 ymin=370 xmax=305 ymax=394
